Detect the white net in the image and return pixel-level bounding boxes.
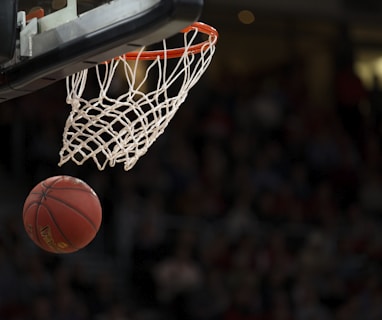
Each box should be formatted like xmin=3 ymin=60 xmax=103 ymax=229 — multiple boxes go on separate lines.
xmin=59 ymin=23 xmax=217 ymax=170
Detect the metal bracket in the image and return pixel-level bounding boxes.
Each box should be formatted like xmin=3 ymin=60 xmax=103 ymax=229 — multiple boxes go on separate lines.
xmin=20 ymin=18 xmax=38 ymax=57
xmin=17 ymin=11 xmax=26 ymax=30
xmin=39 ymin=0 xmax=78 ymax=32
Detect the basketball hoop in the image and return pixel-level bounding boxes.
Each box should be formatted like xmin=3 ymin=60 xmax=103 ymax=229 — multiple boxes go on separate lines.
xmin=59 ymin=22 xmax=218 ymax=171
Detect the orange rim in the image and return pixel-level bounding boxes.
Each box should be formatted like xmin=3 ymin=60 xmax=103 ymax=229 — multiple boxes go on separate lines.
xmin=119 ymin=22 xmax=218 ymax=61
xmin=26 ymin=8 xmax=45 ymax=21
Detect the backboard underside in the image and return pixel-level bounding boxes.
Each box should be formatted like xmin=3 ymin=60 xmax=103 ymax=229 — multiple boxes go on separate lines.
xmin=0 ymin=0 xmax=203 ymax=102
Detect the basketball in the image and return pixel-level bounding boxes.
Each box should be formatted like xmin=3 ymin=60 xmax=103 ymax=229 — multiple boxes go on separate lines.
xmin=22 ymin=175 xmax=102 ymax=254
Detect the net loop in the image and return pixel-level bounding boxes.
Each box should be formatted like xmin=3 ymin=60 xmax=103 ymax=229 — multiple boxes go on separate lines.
xmin=59 ymin=22 xmax=218 ymax=170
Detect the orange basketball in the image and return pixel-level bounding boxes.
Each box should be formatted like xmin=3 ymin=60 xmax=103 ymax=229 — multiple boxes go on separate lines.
xmin=23 ymin=175 xmax=102 ymax=254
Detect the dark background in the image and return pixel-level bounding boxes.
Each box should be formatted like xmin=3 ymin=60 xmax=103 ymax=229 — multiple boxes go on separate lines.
xmin=1 ymin=0 xmax=382 ymax=319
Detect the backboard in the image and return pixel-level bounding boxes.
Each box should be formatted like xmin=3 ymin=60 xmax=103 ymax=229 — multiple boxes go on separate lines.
xmin=0 ymin=0 xmax=203 ymax=102
xmin=0 ymin=0 xmax=17 ymax=65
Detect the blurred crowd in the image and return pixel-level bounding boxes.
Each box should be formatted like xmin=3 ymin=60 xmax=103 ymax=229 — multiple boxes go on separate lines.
xmin=0 ymin=39 xmax=382 ymax=320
